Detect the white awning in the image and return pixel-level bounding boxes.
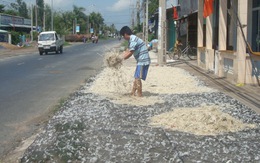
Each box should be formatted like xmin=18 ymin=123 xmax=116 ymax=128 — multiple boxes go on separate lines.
xmin=8 ymin=23 xmax=36 ymax=29
xmin=0 ymin=29 xmax=9 ymax=33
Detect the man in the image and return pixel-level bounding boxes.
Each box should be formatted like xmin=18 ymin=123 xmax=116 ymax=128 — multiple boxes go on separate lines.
xmin=120 ymin=26 xmax=151 ymax=97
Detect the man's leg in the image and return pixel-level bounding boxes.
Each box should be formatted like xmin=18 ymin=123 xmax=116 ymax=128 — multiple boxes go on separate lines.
xmin=131 ymin=80 xmax=137 ymax=96
xmin=136 ymin=79 xmax=142 ymax=97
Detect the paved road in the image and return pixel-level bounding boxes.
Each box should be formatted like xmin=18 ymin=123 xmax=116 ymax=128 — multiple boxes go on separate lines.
xmin=0 ymin=39 xmax=120 ymax=158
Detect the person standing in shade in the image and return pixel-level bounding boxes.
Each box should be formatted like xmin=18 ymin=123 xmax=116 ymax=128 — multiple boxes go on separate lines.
xmin=120 ymin=26 xmax=151 ymax=97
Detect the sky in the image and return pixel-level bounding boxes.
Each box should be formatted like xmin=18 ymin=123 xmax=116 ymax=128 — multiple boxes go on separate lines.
xmin=3 ymin=0 xmax=138 ymax=30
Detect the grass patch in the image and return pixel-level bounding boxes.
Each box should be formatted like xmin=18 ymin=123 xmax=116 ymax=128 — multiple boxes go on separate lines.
xmin=63 ymin=41 xmax=71 ymax=46
xmin=51 ymin=97 xmax=67 ymax=114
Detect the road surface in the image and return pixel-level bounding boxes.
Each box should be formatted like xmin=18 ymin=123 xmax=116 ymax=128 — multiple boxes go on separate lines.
xmin=0 ymin=39 xmax=121 ymax=158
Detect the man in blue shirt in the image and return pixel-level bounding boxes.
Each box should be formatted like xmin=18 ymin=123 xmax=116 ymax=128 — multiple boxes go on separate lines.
xmin=120 ymin=26 xmax=151 ymax=97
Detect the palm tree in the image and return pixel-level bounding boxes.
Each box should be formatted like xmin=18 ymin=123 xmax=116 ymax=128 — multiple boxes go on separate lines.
xmin=73 ymin=5 xmax=87 ymax=34
xmin=89 ymin=12 xmax=104 ymax=34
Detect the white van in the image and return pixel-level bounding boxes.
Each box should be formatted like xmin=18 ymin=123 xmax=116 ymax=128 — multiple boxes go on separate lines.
xmin=37 ymin=31 xmax=64 ymax=55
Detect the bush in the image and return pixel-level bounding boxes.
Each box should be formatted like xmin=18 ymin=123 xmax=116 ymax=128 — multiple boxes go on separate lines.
xmin=148 ymin=33 xmax=155 ymax=42
xmin=10 ymin=31 xmax=20 ymax=45
xmin=33 ymin=31 xmax=39 ymax=41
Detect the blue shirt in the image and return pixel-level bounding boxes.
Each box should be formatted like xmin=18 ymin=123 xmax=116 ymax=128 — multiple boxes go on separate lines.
xmin=128 ymin=35 xmax=151 ymax=65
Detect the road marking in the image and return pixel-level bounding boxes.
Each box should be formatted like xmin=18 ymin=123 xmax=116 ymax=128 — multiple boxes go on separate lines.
xmin=38 ymin=58 xmax=42 ymax=60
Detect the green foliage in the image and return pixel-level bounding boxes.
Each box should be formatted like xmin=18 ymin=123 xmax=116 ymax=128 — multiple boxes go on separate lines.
xmin=33 ymin=31 xmax=38 ymax=41
xmin=63 ymin=41 xmax=70 ymax=46
xmin=133 ymin=24 xmax=142 ymax=33
xmin=10 ymin=0 xmax=29 ymax=18
xmin=88 ymin=12 xmax=104 ymax=34
xmin=148 ymin=33 xmax=155 ymax=42
xmin=148 ymin=0 xmax=159 ymax=17
xmin=36 ymin=0 xmax=44 ymax=25
xmin=42 ymin=5 xmax=106 ymax=36
xmin=3 ymin=9 xmax=18 ymax=16
xmin=10 ymin=31 xmax=20 ymax=45
xmin=0 ymin=4 xmax=5 ymax=13
xmin=43 ymin=4 xmax=52 ymax=31
xmin=1 ymin=1 xmax=107 ymax=38
xmin=133 ymin=0 xmax=158 ymax=34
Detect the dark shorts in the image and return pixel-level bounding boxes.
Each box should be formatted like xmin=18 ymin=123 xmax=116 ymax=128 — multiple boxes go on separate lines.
xmin=134 ymin=65 xmax=149 ymax=80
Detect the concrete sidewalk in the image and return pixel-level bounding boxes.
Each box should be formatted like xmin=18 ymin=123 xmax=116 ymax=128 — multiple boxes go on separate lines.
xmin=8 ymin=49 xmax=260 ymax=162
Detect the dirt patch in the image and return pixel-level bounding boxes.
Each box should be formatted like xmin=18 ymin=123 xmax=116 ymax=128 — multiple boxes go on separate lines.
xmin=0 ymin=42 xmax=38 ymax=59
xmin=0 ymin=42 xmax=21 ymax=50
xmin=149 ymin=105 xmax=256 ymax=136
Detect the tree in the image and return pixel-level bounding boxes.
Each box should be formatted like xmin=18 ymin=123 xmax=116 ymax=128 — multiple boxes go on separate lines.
xmin=110 ymin=24 xmax=116 ymax=34
xmin=73 ymin=5 xmax=87 ymax=34
xmin=0 ymin=4 xmax=5 ymax=13
xmin=89 ymin=12 xmax=104 ymax=34
xmin=36 ymin=0 xmax=44 ymax=28
xmin=44 ymin=4 xmax=52 ymax=31
xmin=4 ymin=9 xmax=18 ymax=16
xmin=10 ymin=0 xmax=29 ymax=18
xmin=148 ymin=0 xmax=158 ymax=17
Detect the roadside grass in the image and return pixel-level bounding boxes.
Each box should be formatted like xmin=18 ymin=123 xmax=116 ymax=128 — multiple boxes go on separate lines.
xmin=51 ymin=97 xmax=68 ymax=114
xmin=63 ymin=41 xmax=71 ymax=46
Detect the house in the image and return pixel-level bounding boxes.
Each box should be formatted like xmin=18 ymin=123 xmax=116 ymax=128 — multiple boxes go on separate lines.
xmin=0 ymin=29 xmax=11 ymax=43
xmin=197 ymin=0 xmax=260 ymax=85
xmin=0 ymin=13 xmax=35 ymax=33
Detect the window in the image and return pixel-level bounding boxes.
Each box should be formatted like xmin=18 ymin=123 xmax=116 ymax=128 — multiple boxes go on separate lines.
xmin=252 ymin=0 xmax=260 ymax=52
xmin=39 ymin=34 xmax=55 ymax=41
xmin=253 ymin=0 xmax=260 ymax=8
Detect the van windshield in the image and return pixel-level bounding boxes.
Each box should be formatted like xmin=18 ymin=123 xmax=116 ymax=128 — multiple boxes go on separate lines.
xmin=39 ymin=33 xmax=55 ymax=41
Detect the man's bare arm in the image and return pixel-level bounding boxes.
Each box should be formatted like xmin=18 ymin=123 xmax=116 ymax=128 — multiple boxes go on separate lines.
xmin=123 ymin=50 xmax=134 ymax=60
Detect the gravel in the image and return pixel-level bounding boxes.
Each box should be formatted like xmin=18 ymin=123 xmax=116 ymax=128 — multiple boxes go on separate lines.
xmin=21 ymin=71 xmax=260 ymax=163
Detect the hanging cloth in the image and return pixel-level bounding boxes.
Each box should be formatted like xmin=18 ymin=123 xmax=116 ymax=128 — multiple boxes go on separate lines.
xmin=203 ymin=0 xmax=214 ymax=18
xmin=172 ymin=6 xmax=178 ymax=20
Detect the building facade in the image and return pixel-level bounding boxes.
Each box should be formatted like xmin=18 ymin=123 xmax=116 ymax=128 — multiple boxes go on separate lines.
xmin=0 ymin=13 xmax=35 ymax=33
xmin=197 ymin=0 xmax=260 ymax=85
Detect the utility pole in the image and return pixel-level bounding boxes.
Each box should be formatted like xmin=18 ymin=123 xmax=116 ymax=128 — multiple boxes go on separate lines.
xmin=31 ymin=4 xmax=33 ymax=41
xmin=75 ymin=18 xmax=77 ymax=34
xmin=145 ymin=0 xmax=149 ymax=44
xmin=136 ymin=0 xmax=140 ymax=31
xmin=51 ymin=0 xmax=53 ymax=31
xmin=35 ymin=1 xmax=38 ymax=32
xmin=43 ymin=5 xmax=45 ymax=31
xmin=158 ymin=0 xmax=166 ymax=65
xmin=142 ymin=0 xmax=145 ymax=40
xmin=131 ymin=4 xmax=135 ymax=29
xmin=87 ymin=16 xmax=89 ymax=35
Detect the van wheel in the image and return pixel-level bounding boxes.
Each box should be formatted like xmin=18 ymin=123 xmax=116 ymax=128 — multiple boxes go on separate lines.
xmin=39 ymin=51 xmax=43 ymax=55
xmin=56 ymin=50 xmax=59 ymax=54
xmin=45 ymin=52 xmax=48 ymax=55
xmin=60 ymin=46 xmax=63 ymax=54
